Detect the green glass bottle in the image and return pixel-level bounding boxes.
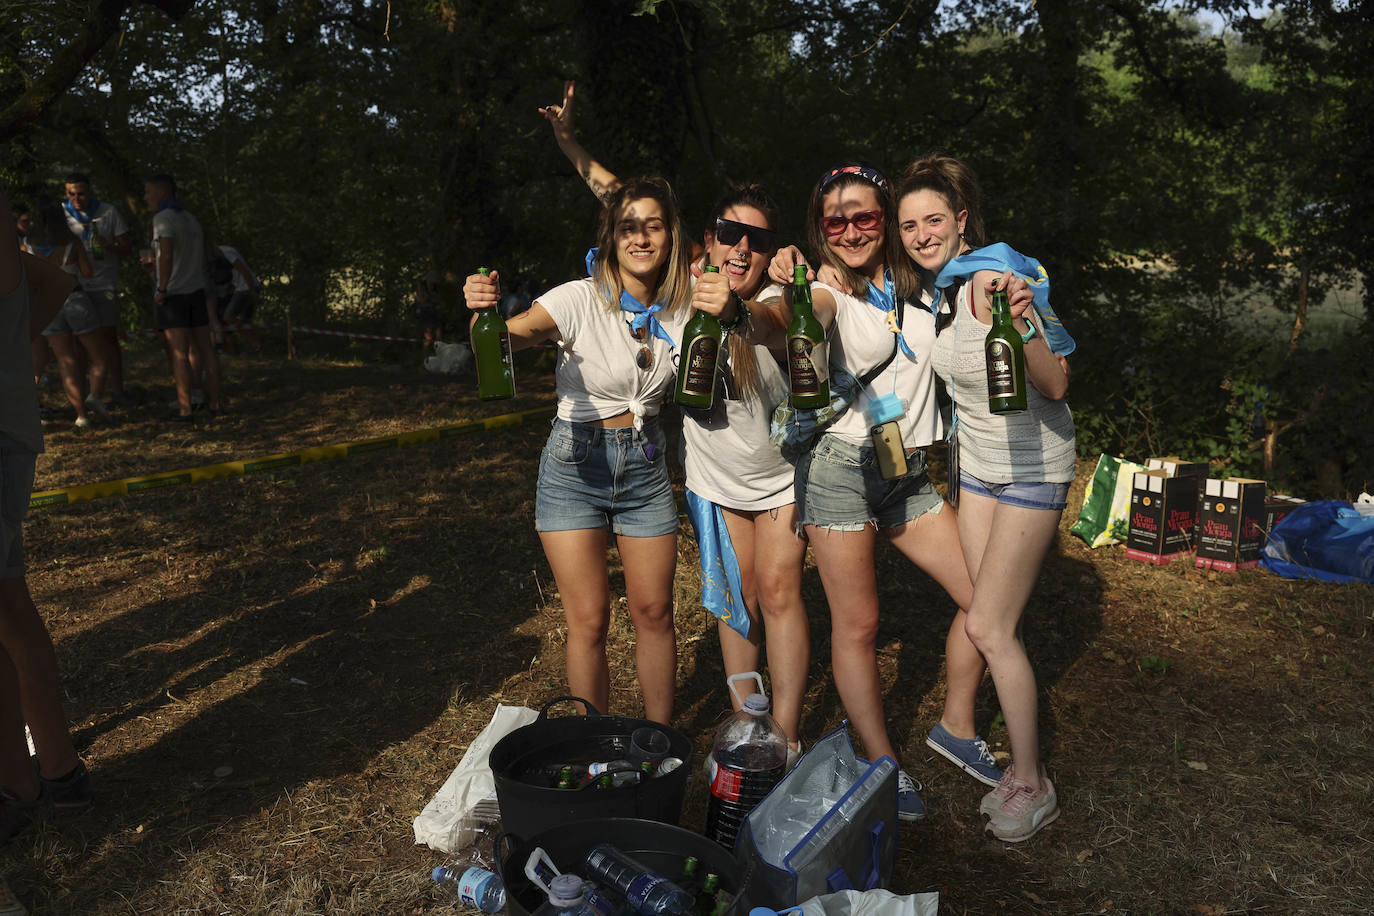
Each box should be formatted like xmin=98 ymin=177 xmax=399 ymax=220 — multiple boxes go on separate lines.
xmin=985 ymin=287 xmax=1027 ymax=414
xmin=91 ymin=235 xmax=105 ymax=261
xmin=675 ymin=259 xmax=722 ymax=409
xmin=471 ymin=266 xmax=515 ymax=400
xmin=556 ymin=765 xmax=577 ymax=790
xmin=694 ymin=873 xmax=720 ymax=916
xmin=786 ymin=264 xmax=829 ymax=408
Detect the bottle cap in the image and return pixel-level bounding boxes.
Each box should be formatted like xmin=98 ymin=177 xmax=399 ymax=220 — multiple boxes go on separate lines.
xmin=549 ymin=874 xmax=585 ymax=906
xmin=744 ymin=693 xmax=770 ymax=714
xmin=432 ymin=865 xmax=447 ymax=883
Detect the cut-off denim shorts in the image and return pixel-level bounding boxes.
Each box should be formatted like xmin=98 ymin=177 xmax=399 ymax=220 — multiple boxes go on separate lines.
xmin=535 ymin=417 xmax=678 ymax=537
xmin=1 ymin=433 xmax=36 ymax=579
xmin=959 ymin=470 xmax=1069 ymax=511
xmin=796 ymin=433 xmax=945 ymax=531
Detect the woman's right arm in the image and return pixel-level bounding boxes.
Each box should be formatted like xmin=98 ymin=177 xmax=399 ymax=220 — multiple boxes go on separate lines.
xmin=539 ymin=81 xmax=621 ymax=203
xmin=463 ymin=269 xmax=558 ymax=351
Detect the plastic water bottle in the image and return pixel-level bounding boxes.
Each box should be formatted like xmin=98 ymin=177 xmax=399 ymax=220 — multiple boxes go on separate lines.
xmin=704 ymin=672 xmax=789 ymax=851
xmin=432 ymin=862 xmax=507 ymax=913
xmin=583 ymin=843 xmax=694 ymax=916
xmin=525 ymin=846 xmax=625 ymax=916
xmin=532 ymin=874 xmax=598 ymax=916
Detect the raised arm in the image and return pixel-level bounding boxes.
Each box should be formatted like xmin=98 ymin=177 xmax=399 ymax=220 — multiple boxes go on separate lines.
xmin=538 ymin=81 xmax=621 ymax=203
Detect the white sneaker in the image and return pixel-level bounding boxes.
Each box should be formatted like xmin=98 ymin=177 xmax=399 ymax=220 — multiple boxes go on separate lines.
xmin=983 ymin=770 xmax=1059 ymax=843
xmin=73 ymin=416 xmax=92 ymax=429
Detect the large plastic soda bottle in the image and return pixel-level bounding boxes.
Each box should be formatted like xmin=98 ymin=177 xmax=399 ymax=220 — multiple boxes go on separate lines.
xmin=432 ymin=861 xmax=507 ymax=913
xmin=532 ymin=874 xmax=599 ymax=916
xmin=704 ymin=671 xmax=789 ymax=851
xmin=583 ymin=843 xmax=694 ymax=916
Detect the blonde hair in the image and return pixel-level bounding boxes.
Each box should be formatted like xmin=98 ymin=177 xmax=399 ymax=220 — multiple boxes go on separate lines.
xmin=591 ymin=177 xmax=692 ymax=317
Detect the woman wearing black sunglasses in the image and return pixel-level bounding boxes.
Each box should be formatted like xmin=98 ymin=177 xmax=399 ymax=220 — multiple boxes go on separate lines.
xmin=765 ymin=162 xmax=1036 ymax=821
xmin=462 ymin=177 xmax=697 ymax=725
xmin=538 ymin=83 xmax=810 ymax=758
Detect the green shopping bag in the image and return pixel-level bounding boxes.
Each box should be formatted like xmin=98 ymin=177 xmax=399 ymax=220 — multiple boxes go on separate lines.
xmin=1070 ymin=454 xmax=1145 ymax=547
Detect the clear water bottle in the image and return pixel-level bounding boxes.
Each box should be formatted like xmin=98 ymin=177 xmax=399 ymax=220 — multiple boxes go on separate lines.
xmin=525 ymin=845 xmax=625 ymax=916
xmin=583 ymin=843 xmax=694 ymax=916
xmin=532 ymin=874 xmax=598 ymax=916
xmin=432 ymin=862 xmax=507 ymax=913
xmin=704 ymin=672 xmax=789 ymax=851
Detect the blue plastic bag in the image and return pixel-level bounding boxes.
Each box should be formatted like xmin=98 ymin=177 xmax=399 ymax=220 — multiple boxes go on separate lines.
xmin=1260 ymin=500 xmax=1374 ymax=584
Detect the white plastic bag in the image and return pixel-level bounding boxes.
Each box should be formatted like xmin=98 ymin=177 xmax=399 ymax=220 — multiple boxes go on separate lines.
xmin=413 ymin=703 xmax=538 ymax=853
xmin=753 ymin=889 xmax=938 ymax=916
xmin=424 ymin=340 xmax=474 ymax=375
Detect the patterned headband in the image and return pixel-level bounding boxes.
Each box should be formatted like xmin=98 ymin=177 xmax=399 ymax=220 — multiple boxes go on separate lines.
xmin=820 ymin=164 xmax=890 ymax=193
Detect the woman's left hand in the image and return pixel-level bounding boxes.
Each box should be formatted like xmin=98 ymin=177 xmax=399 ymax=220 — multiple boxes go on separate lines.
xmin=692 ymin=268 xmax=733 ymax=317
xmin=985 ymin=271 xmax=1034 ymax=319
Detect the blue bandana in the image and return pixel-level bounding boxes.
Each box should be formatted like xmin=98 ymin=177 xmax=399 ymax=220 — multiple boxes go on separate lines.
xmin=933 ymin=243 xmax=1076 ymax=356
xmin=864 ymin=267 xmax=915 ymax=359
xmin=62 ymin=198 xmax=100 ymax=241
xmin=585 ymin=246 xmax=675 ymax=347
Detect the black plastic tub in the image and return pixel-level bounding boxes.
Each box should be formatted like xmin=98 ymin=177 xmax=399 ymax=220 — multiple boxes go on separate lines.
xmin=499 ymin=817 xmax=742 ymax=916
xmin=488 ymin=697 xmax=693 ymax=842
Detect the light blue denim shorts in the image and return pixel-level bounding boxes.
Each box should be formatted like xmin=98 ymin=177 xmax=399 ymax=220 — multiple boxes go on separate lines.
xmin=535 ymin=418 xmax=678 ymax=537
xmin=796 ymin=433 xmax=944 ymax=531
xmin=959 ymin=470 xmax=1069 ymax=511
xmin=1 ymin=434 xmax=36 ymax=579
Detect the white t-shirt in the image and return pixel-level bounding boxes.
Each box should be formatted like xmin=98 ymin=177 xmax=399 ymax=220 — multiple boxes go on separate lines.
xmin=219 ymin=245 xmax=253 ymax=293
xmin=929 ymin=282 xmax=1076 ymax=483
xmin=63 ymin=201 xmax=127 ymax=293
xmin=679 ymin=281 xmax=795 ymax=511
xmin=823 ymin=283 xmax=943 ymax=448
xmin=151 ymin=207 xmax=205 ymax=295
xmin=536 ymin=278 xmax=682 ymax=426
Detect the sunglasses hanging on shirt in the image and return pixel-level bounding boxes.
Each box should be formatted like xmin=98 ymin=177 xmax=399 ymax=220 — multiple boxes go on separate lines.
xmin=626 ymin=320 xmax=654 ymax=370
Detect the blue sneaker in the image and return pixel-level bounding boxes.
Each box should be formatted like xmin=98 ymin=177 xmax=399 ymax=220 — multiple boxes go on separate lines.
xmin=896 ymin=769 xmax=926 ymax=821
xmin=926 ymin=722 xmax=1003 ymax=787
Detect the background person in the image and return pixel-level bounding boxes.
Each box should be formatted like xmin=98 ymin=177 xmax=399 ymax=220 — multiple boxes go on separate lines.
xmin=62 ymin=172 xmax=133 ymax=406
xmin=211 ymin=244 xmax=262 ymax=352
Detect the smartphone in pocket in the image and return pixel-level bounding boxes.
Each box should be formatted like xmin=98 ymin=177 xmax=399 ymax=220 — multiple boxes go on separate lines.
xmin=872 ymin=421 xmax=907 ymax=480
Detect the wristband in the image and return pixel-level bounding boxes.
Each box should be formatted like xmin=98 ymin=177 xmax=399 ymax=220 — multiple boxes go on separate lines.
xmin=1019 ymin=321 xmax=1037 ymax=344
xmin=720 ymin=292 xmax=750 ymax=333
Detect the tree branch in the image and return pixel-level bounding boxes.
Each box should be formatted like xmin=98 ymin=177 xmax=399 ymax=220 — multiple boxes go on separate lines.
xmin=0 ymin=0 xmax=195 ymax=144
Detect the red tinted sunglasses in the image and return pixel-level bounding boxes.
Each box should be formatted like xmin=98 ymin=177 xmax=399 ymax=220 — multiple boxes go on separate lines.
xmin=820 ymin=209 xmax=883 ymax=237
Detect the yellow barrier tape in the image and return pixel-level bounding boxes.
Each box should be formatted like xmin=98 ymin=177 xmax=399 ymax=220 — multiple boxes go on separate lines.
xmin=30 ymin=406 xmax=556 ymax=510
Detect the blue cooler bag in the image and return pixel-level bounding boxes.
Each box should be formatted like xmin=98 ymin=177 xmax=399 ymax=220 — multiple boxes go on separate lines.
xmin=734 ymin=724 xmax=898 ymax=910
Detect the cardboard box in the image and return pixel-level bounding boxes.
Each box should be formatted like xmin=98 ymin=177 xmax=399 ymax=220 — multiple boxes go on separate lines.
xmin=1264 ymin=495 xmax=1306 ymax=539
xmin=1195 ymin=478 xmax=1267 ymax=571
xmin=1125 ymin=468 xmax=1202 ymax=564
xmin=1146 ymin=457 xmax=1209 ymax=479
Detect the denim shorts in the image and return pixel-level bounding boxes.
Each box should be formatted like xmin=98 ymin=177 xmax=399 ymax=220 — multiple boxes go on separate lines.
xmin=1 ymin=434 xmax=36 ymax=579
xmin=42 ymin=291 xmax=100 ymax=337
xmin=959 ymin=470 xmax=1069 ymax=511
xmin=535 ymin=418 xmax=678 ymax=537
xmin=796 ymin=434 xmax=945 ymax=531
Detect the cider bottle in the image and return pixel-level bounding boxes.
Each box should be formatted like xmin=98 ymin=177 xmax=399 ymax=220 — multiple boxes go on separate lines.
xmin=785 ymin=264 xmax=829 ymax=408
xmin=985 ymin=286 xmax=1027 ymax=414
xmin=675 ymin=259 xmax=722 ymax=409
xmin=471 ymin=267 xmax=516 ymax=400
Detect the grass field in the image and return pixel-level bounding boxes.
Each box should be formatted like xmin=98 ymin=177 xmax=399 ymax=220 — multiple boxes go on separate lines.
xmin=3 ymin=339 xmax=1371 ymax=914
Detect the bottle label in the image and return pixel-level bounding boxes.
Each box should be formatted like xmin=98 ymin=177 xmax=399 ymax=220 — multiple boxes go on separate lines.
xmin=788 ymin=336 xmax=828 ymax=396
xmin=498 ymin=330 xmax=513 ymax=366
xmin=680 ymin=335 xmax=719 ymax=397
xmin=457 ymin=866 xmax=494 ymax=909
xmin=985 ymin=339 xmax=1019 ymax=399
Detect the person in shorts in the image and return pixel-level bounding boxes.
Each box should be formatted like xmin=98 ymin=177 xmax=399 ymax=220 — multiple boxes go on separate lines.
xmin=62 ymin=172 xmax=133 ymax=405
xmin=0 ymin=184 xmax=91 ymax=847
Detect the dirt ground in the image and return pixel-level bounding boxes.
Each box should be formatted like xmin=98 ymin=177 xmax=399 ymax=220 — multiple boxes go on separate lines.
xmin=3 ymin=341 xmax=1370 ymax=914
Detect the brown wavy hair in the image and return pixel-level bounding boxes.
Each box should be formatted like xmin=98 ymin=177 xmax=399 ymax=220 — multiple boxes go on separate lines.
xmin=804 ymin=161 xmax=918 ymax=302
xmin=896 ymin=154 xmax=986 ymax=251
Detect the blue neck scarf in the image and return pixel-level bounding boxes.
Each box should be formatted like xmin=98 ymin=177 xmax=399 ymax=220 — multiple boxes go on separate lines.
xmin=62 ymin=198 xmax=99 ymax=241
xmin=28 ymin=243 xmax=57 ymax=257
xmin=932 ymin=243 xmax=1076 ymax=356
xmin=156 ymin=197 xmax=184 ymax=213
xmin=585 ymin=246 xmax=675 ymax=347
xmin=864 ymin=267 xmax=915 ymax=359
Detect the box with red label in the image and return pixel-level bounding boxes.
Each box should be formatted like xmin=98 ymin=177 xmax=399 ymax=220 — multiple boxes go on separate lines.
xmin=1125 ymin=469 xmax=1201 ymax=564
xmin=1195 ymin=478 xmax=1267 ymax=571
xmin=1263 ymin=495 xmax=1306 ymax=540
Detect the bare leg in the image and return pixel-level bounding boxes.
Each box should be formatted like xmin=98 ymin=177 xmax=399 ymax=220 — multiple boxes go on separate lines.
xmin=75 ymin=329 xmax=110 ymax=400
xmin=538 ymin=528 xmax=612 ymax=716
xmin=164 ymin=327 xmax=196 ymax=415
xmin=616 ymin=532 xmax=678 ymax=725
xmin=46 ymin=333 xmax=88 ymax=422
xmin=716 ymin=508 xmax=763 ymax=709
xmin=738 ymin=504 xmax=808 ymax=746
xmin=0 ymin=647 xmax=40 ymax=801
xmin=96 ymin=325 xmax=124 ymax=395
xmin=190 ymin=324 xmax=223 ymax=409
xmin=0 ymin=577 xmax=80 ymax=782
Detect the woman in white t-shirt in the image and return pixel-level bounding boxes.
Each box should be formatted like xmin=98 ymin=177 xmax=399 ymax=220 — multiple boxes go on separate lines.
xmin=463 ymin=177 xmax=706 ymax=725
xmin=766 ymin=163 xmax=1036 ymax=821
xmin=538 ymin=82 xmax=810 ymax=755
xmin=901 ymin=155 xmax=1073 ymax=843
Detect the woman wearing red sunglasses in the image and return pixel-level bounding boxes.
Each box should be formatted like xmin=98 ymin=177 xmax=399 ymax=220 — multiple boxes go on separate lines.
xmin=538 ymin=82 xmax=810 ymax=757
xmin=766 ymin=162 xmax=1034 ymax=821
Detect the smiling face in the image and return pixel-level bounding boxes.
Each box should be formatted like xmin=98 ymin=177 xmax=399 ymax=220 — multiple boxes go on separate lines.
xmin=64 ymin=181 xmax=94 ymax=213
xmin=614 ymin=196 xmax=669 ymax=287
xmin=898 ymin=188 xmax=968 ymax=275
xmin=705 ymin=203 xmax=774 ymax=298
xmin=821 ymin=183 xmax=885 ymax=282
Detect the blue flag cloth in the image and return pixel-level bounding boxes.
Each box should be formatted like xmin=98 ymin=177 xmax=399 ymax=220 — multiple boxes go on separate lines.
xmin=585 ymin=246 xmax=675 ymax=347
xmin=62 ymin=198 xmax=99 ymax=241
xmin=684 ymin=489 xmax=750 ymax=640
xmin=864 ymin=268 xmax=915 ymax=359
xmin=933 ymin=243 xmax=1076 ymax=356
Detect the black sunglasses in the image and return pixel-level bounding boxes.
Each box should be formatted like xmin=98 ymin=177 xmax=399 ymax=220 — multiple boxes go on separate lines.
xmin=626 ymin=320 xmax=653 ymax=370
xmin=714 ymin=218 xmax=777 ymax=253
